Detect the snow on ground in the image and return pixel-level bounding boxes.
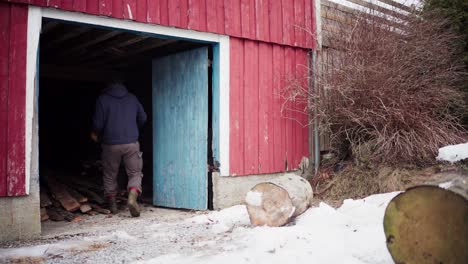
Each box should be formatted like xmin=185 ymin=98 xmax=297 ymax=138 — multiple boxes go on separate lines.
xmin=437 ymin=142 xmax=468 ymax=163
xmin=0 ymin=192 xmax=400 ymax=264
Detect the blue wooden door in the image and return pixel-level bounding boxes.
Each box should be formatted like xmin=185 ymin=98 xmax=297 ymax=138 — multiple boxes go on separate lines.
xmin=152 ymin=47 xmax=208 ymax=210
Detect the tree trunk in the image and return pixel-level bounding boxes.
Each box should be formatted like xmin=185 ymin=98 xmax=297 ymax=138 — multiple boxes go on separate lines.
xmin=245 ymin=175 xmax=313 ymax=227
xmin=384 ymin=185 xmax=468 ymax=264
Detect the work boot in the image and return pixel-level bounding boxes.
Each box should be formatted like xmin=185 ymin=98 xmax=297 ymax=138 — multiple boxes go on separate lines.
xmin=107 ymin=196 xmax=118 ymax=214
xmin=127 ymin=189 xmax=140 ymax=217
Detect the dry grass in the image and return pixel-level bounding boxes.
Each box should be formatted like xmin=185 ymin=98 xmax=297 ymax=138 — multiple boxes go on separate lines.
xmin=310 ymin=163 xmax=462 ymax=206
xmin=283 ymin=7 xmax=467 ymax=166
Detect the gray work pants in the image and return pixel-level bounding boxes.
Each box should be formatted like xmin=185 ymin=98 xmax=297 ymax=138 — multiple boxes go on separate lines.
xmin=101 ymin=142 xmax=143 ymax=197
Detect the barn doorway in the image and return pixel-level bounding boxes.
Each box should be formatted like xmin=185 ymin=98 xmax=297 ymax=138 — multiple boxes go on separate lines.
xmin=38 ymin=19 xmax=215 ymax=222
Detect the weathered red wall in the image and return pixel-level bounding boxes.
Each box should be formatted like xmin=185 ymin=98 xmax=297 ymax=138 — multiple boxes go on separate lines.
xmin=0 ymin=0 xmax=314 ymax=186
xmin=0 ymin=2 xmax=28 ymax=196
xmin=230 ymin=37 xmax=309 ymax=176
xmin=2 ymin=0 xmax=315 ymax=49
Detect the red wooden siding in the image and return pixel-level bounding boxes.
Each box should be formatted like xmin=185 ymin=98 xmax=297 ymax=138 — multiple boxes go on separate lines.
xmin=230 ymin=37 xmax=309 ymax=176
xmin=0 ymin=2 xmax=28 ymax=196
xmin=2 ymin=0 xmax=316 ymax=50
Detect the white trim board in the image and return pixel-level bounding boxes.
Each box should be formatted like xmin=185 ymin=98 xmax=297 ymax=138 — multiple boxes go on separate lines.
xmin=24 ymin=7 xmax=231 ymax=192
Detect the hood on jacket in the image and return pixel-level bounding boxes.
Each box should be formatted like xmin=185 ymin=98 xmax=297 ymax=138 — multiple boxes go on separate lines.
xmin=105 ymin=83 xmax=128 ymax=98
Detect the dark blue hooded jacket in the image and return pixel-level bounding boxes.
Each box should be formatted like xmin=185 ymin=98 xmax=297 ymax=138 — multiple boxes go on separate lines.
xmin=93 ymin=83 xmax=147 ymax=145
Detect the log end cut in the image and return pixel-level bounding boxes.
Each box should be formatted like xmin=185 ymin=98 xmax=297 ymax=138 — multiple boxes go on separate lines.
xmin=384 ymin=186 xmax=468 ymax=264
xmin=245 ymin=183 xmax=295 ymax=227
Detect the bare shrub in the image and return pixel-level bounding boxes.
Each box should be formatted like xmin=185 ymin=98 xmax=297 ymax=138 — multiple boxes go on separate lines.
xmin=284 ymin=8 xmax=467 ymax=166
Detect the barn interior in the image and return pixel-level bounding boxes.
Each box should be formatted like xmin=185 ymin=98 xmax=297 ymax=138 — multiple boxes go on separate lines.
xmin=38 ymin=19 xmax=214 ymax=222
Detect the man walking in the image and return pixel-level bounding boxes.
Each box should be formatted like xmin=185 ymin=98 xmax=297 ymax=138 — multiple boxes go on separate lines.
xmin=92 ymin=80 xmax=147 ymax=217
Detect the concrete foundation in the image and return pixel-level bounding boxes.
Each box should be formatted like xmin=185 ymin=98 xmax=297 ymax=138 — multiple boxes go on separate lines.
xmin=0 ymin=98 xmax=41 ymax=242
xmin=212 ymin=171 xmax=302 ymax=209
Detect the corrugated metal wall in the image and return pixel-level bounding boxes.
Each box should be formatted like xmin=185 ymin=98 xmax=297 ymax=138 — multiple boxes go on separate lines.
xmin=2 ymin=0 xmax=316 ymax=49
xmin=230 ymin=37 xmax=309 ymax=176
xmin=0 ymin=2 xmax=28 ymax=196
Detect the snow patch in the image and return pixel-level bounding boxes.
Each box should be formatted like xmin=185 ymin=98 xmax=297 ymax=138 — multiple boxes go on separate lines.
xmin=436 ymin=142 xmax=468 ymax=163
xmin=188 ymin=205 xmax=250 ymax=233
xmin=439 ymin=181 xmax=453 ymax=189
xmin=245 ymin=191 xmax=263 ymax=206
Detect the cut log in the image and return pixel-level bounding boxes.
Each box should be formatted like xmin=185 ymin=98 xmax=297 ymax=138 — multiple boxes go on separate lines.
xmin=87 ymin=210 xmax=99 ymax=216
xmin=66 ymin=187 xmax=88 ymax=203
xmin=40 ymin=190 xmax=52 ymax=208
xmin=47 ymin=177 xmax=81 ymax=212
xmin=268 ymin=175 xmax=313 ymax=217
xmin=76 ymin=187 xmax=105 ymax=205
xmin=245 ymin=175 xmax=314 ymax=227
xmin=40 ymin=208 xmax=49 ymax=221
xmin=245 ymin=183 xmax=294 ymax=227
xmin=89 ymin=204 xmax=111 ymax=214
xmin=47 ymin=208 xmax=65 ymax=221
xmin=384 ymin=186 xmax=468 ymax=264
xmin=80 ymin=204 xmax=92 ymax=214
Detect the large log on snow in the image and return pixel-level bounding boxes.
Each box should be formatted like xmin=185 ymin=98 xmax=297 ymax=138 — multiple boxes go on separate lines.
xmin=384 ymin=185 xmax=468 ymax=264
xmin=245 ymin=175 xmax=313 ymax=227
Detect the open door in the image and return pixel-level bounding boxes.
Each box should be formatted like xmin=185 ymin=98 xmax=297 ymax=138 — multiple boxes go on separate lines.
xmin=152 ymin=47 xmax=208 ymax=210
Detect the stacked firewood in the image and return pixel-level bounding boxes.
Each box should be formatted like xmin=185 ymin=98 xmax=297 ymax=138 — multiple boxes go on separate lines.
xmin=40 ymin=161 xmax=129 ymax=222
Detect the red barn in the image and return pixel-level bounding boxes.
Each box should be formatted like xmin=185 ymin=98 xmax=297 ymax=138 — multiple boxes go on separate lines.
xmin=0 ymin=0 xmax=317 ymax=241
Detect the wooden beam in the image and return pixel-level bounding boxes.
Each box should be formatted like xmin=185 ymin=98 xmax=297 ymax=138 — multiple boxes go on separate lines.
xmin=41 ymin=21 xmax=60 ymax=34
xmin=43 ymin=26 xmax=92 ymax=49
xmin=93 ymin=39 xmax=178 ymax=66
xmin=345 ymin=0 xmax=408 ymax=21
xmin=75 ymin=34 xmax=150 ymax=63
xmin=56 ymin=29 xmax=122 ymax=57
xmin=40 ymin=64 xmax=130 ymax=83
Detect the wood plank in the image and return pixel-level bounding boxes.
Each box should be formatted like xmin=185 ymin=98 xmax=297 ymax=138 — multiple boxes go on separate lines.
xmin=43 ymin=26 xmax=91 ymax=49
xmin=281 ymin=0 xmax=294 ymax=46
xmin=243 ymin=40 xmax=259 ymax=175
xmin=258 ymin=42 xmax=274 ymax=173
xmin=229 ymin=38 xmax=245 ymax=175
xmin=159 ymin=0 xmax=169 ymax=25
xmin=90 ymin=203 xmax=111 ymax=214
xmin=40 ymin=189 xmax=53 ymax=207
xmin=268 ymin=0 xmax=282 ymax=51
xmin=86 ymin=0 xmax=99 ymax=15
xmin=216 ymin=0 xmax=225 ymax=34
xmin=346 ymin=0 xmax=408 ymax=21
xmin=224 ymin=0 xmax=241 ymax=37
xmin=179 ymin=0 xmax=189 ymax=28
xmin=112 ymin=0 xmax=123 ymax=19
xmin=294 ymin=0 xmax=305 ymax=47
xmin=6 ymin=5 xmax=27 ymax=196
xmin=99 ymin=0 xmax=113 ymax=16
xmin=199 ymin=0 xmax=208 ymax=32
xmin=206 ymin=0 xmax=218 ymax=33
xmin=0 ymin=2 xmax=11 ymax=197
xmin=305 ymin=0 xmax=314 ymax=48
xmin=123 ymin=0 xmax=137 ymax=20
xmin=255 ymin=0 xmax=270 ymax=42
xmin=147 ymin=0 xmax=160 ymax=24
xmin=47 ymin=177 xmax=81 ymax=211
xmin=80 ymin=204 xmax=92 ymax=214
xmin=272 ymin=45 xmax=284 ymax=172
xmin=136 ymin=0 xmax=147 ymax=22
xmin=284 ymin=47 xmax=295 ymax=170
xmin=240 ymin=0 xmax=254 ymax=39
xmin=168 ymin=0 xmax=181 ymax=27
xmin=31 ymin=0 xmax=48 ymax=7
xmin=66 ymin=187 xmax=88 ymax=203
xmin=47 ymin=208 xmax=65 ymax=221
xmin=295 ymin=48 xmax=308 ymax=168
xmin=188 ymin=0 xmax=200 ymax=30
xmin=378 ymin=0 xmax=412 ymax=12
xmin=58 ymin=30 xmax=121 ymax=57
xmin=40 ymin=208 xmax=49 ymax=222
xmin=72 ymin=0 xmax=86 ymax=12
xmin=75 ymin=187 xmax=105 ymax=205
xmin=61 ymin=0 xmax=73 ymax=10
xmin=47 ymin=0 xmax=61 ymax=8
